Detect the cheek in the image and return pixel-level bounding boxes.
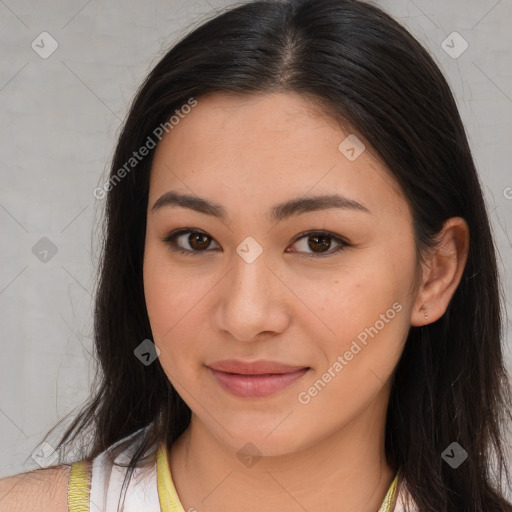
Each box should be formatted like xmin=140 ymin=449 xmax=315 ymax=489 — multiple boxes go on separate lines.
xmin=143 ymin=246 xmax=182 ymax=350
xmin=143 ymin=244 xmax=208 ymax=376
xmin=317 ymin=270 xmax=394 ymax=334
xmin=298 ymin=281 xmax=408 ymax=421
xmin=143 ymin=241 xmax=193 ymax=332
xmin=313 ymin=253 xmax=413 ymax=370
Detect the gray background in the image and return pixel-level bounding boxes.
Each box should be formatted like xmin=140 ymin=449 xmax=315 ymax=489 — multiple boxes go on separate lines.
xmin=1 ymin=0 xmax=511 ymax=478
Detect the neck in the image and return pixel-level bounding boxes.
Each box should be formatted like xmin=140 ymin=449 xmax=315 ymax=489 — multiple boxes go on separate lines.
xmin=169 ymin=392 xmax=395 ymax=512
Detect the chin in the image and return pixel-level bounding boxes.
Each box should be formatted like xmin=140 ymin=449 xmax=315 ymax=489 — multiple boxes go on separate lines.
xmin=207 ymin=419 xmax=313 ymax=458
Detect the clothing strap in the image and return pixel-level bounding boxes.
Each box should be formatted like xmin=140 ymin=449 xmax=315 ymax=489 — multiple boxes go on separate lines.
xmin=378 ymin=472 xmax=399 ymax=512
xmin=68 ymin=459 xmax=93 ymax=512
xmin=157 ymin=442 xmax=184 ymax=511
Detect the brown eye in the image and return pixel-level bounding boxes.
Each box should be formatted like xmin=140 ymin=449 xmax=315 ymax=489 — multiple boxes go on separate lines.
xmin=186 ymin=232 xmax=211 ymax=251
xmin=308 ymin=234 xmax=332 ymax=253
xmin=163 ymin=229 xmax=220 ymax=255
xmin=288 ymin=231 xmax=348 ymax=257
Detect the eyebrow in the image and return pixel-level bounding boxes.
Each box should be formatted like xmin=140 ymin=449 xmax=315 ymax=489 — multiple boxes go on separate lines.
xmin=151 ymin=191 xmax=372 ymax=222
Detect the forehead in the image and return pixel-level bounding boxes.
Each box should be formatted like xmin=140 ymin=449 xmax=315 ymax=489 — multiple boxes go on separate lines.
xmin=148 ymin=92 xmax=409 ymax=221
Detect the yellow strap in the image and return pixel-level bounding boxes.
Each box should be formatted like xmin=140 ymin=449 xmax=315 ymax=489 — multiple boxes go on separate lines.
xmin=157 ymin=442 xmax=186 ymax=512
xmin=378 ymin=473 xmax=399 ymax=512
xmin=67 ymin=460 xmax=92 ymax=512
xmin=157 ymin=441 xmax=399 ymax=512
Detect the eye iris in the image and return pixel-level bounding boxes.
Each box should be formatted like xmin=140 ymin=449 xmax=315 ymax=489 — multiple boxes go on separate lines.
xmin=308 ymin=234 xmax=331 ymax=253
xmin=189 ymin=233 xmax=210 ymax=250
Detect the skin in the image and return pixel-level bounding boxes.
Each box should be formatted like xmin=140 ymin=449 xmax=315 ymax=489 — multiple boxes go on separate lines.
xmin=0 ymin=465 xmax=70 ymax=511
xmin=143 ymin=91 xmax=469 ymax=512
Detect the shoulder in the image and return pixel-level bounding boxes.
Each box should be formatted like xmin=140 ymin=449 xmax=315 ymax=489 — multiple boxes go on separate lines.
xmin=0 ymin=464 xmax=71 ymax=512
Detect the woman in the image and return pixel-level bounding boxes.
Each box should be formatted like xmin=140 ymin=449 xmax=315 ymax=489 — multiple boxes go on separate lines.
xmin=1 ymin=0 xmax=511 ymax=510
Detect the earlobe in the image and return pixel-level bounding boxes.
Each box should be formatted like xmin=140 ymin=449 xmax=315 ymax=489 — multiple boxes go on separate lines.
xmin=410 ymin=217 xmax=470 ymax=327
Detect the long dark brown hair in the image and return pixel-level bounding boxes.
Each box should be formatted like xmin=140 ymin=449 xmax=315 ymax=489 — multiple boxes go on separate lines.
xmin=39 ymin=0 xmax=512 ymax=510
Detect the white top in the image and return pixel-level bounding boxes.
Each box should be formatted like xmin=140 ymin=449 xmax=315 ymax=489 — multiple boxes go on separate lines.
xmin=88 ymin=429 xmax=161 ymax=512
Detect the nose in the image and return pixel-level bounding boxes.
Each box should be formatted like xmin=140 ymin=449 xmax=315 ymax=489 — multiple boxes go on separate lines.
xmin=214 ymin=252 xmax=291 ymax=343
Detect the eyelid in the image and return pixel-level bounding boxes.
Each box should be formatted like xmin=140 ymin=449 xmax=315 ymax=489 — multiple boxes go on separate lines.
xmin=162 ymin=228 xmax=349 ymax=257
xmin=162 ymin=228 xmax=221 ymax=255
xmin=288 ymin=230 xmax=348 ymax=256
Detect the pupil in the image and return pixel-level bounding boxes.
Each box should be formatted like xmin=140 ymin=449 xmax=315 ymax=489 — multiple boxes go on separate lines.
xmin=190 ymin=233 xmax=210 ymax=250
xmin=309 ymin=235 xmax=330 ymax=253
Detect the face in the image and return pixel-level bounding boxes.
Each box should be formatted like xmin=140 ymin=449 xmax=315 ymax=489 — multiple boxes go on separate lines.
xmin=143 ymin=91 xmax=420 ymax=456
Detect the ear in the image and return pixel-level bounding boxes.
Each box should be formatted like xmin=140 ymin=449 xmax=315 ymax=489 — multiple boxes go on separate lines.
xmin=411 ymin=217 xmax=470 ymax=327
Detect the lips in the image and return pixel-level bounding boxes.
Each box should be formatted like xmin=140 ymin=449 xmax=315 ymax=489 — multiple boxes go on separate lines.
xmin=206 ymin=359 xmax=310 ymax=398
xmin=207 ymin=359 xmax=308 ymax=375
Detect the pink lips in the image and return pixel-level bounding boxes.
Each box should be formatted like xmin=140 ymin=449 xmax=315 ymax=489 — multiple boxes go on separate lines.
xmin=207 ymin=359 xmax=309 ymax=398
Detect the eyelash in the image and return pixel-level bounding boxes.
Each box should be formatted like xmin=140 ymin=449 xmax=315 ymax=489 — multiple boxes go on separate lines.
xmin=162 ymin=228 xmax=349 ymax=258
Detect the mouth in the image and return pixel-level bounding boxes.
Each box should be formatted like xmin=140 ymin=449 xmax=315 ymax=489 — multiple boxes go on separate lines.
xmin=206 ymin=359 xmax=310 ymax=398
